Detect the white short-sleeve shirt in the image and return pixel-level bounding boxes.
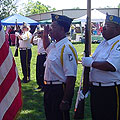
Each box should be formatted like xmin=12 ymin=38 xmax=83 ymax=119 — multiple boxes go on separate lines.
xmin=37 ymin=38 xmax=46 ymax=54
xmin=44 ymin=37 xmax=78 ymax=83
xmin=19 ymin=31 xmax=32 ymax=48
xmin=90 ymin=35 xmax=120 ymax=83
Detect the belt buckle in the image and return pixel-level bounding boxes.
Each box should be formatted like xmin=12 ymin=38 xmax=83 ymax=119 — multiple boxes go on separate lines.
xmin=44 ymin=81 xmax=63 ymax=85
xmin=20 ymin=48 xmax=26 ymax=50
xmin=40 ymin=52 xmax=46 ymax=55
xmin=44 ymin=81 xmax=47 ymax=85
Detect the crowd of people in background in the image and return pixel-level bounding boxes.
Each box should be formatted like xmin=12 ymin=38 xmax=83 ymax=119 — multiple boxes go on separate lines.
xmin=91 ymin=22 xmax=103 ymax=35
xmin=5 ymin=21 xmax=104 ymax=47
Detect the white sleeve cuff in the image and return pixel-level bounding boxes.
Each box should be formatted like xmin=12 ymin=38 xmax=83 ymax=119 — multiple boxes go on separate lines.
xmin=106 ymin=60 xmax=117 ymax=71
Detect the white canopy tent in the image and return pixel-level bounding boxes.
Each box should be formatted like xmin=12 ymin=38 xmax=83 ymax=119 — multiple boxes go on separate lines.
xmin=73 ymin=9 xmax=106 ymax=23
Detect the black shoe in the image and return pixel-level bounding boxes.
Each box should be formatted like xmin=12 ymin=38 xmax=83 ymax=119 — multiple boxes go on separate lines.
xmin=34 ymin=88 xmax=41 ymax=92
xmin=34 ymin=86 xmax=44 ymax=92
xmin=23 ymin=80 xmax=28 ymax=83
xmin=34 ymin=86 xmax=41 ymax=90
xmin=40 ymin=88 xmax=44 ymax=92
xmin=27 ymin=79 xmax=30 ymax=82
xmin=22 ymin=79 xmax=30 ymax=83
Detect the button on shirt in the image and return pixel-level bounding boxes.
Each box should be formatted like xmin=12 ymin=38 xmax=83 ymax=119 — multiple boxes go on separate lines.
xmin=19 ymin=31 xmax=32 ymax=48
xmin=90 ymin=35 xmax=120 ymax=83
xmin=44 ymin=37 xmax=78 ymax=83
xmin=37 ymin=38 xmax=46 ymax=54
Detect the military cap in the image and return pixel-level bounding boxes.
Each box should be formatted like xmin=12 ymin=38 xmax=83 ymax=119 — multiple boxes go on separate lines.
xmin=51 ymin=14 xmax=73 ymax=33
xmin=106 ymin=14 xmax=120 ymax=25
xmin=21 ymin=22 xmax=31 ymax=31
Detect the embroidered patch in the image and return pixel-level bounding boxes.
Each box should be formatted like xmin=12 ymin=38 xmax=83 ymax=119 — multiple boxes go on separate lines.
xmin=68 ymin=54 xmax=73 ymax=61
xmin=116 ymin=45 xmax=120 ymax=51
xmin=109 ymin=16 xmax=113 ymax=21
xmin=55 ymin=15 xmax=59 ymax=19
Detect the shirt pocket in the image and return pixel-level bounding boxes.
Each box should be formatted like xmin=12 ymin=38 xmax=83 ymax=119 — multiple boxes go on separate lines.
xmin=47 ymin=52 xmax=59 ymax=67
xmin=47 ymin=53 xmax=59 ymax=74
xmin=48 ymin=53 xmax=57 ymax=61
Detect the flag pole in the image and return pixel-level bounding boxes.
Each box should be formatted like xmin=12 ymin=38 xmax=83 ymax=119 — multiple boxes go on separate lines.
xmin=73 ymin=1 xmax=91 ymax=119
xmin=86 ymin=0 xmax=91 ymax=55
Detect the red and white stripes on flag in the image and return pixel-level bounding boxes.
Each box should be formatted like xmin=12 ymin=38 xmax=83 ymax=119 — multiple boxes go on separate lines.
xmin=0 ymin=28 xmax=22 ymax=120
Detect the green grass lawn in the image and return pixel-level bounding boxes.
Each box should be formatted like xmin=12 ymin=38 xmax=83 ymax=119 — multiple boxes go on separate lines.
xmin=10 ymin=43 xmax=98 ymax=120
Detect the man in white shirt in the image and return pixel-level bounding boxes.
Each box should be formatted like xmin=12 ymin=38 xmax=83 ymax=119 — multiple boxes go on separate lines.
xmin=82 ymin=14 xmax=120 ymax=120
xmin=31 ymin=30 xmax=47 ymax=91
xmin=43 ymin=14 xmax=78 ymax=120
xmin=17 ymin=23 xmax=32 ymax=83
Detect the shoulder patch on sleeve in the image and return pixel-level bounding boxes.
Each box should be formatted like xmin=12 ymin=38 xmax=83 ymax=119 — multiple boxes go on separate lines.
xmin=116 ymin=44 xmax=120 ymax=51
xmin=68 ymin=54 xmax=73 ymax=61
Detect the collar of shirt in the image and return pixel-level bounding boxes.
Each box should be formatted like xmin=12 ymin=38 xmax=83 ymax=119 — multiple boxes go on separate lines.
xmin=55 ymin=37 xmax=69 ymax=48
xmin=106 ymin=35 xmax=120 ymax=45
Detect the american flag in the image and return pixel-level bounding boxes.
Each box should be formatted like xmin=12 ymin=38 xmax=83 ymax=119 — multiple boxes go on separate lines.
xmin=0 ymin=21 xmax=22 ymax=119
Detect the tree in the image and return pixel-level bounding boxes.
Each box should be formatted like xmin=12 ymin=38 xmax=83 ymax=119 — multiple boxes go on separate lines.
xmin=73 ymin=7 xmax=80 ymax=9
xmin=19 ymin=0 xmax=56 ymax=16
xmin=0 ymin=0 xmax=18 ymax=19
xmin=118 ymin=3 xmax=120 ymax=8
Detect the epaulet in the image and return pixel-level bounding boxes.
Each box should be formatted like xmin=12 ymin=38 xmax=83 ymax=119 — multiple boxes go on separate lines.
xmin=27 ymin=32 xmax=29 ymax=40
xmin=111 ymin=40 xmax=120 ymax=51
xmin=60 ymin=44 xmax=78 ymax=67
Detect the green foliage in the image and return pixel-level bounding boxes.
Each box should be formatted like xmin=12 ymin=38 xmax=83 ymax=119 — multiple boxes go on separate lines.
xmin=73 ymin=7 xmax=80 ymax=9
xmin=19 ymin=0 xmax=56 ymax=16
xmin=0 ymin=0 xmax=17 ymax=19
xmin=10 ymin=43 xmax=98 ymax=120
xmin=118 ymin=3 xmax=120 ymax=8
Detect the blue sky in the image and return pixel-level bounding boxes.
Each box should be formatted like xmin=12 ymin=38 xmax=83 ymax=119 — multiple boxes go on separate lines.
xmin=17 ymin=0 xmax=120 ymax=10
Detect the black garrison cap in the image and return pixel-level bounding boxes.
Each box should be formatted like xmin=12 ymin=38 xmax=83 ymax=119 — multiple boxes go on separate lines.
xmin=51 ymin=14 xmax=73 ymax=33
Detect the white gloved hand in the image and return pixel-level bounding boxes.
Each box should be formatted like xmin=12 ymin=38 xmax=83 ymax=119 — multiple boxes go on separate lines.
xmin=82 ymin=57 xmax=94 ymax=67
xmin=79 ymin=90 xmax=85 ymax=100
xmin=15 ymin=32 xmax=20 ymax=37
xmin=33 ymin=32 xmax=37 ymax=36
xmin=78 ymin=90 xmax=90 ymax=101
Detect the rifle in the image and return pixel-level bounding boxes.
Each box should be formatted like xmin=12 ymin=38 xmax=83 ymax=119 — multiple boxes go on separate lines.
xmin=74 ymin=1 xmax=91 ymax=119
xmin=14 ymin=19 xmax=19 ymax=57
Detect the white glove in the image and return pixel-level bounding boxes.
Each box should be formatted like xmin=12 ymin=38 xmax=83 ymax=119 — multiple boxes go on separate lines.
xmin=33 ymin=32 xmax=36 ymax=36
xmin=78 ymin=90 xmax=90 ymax=101
xmin=82 ymin=57 xmax=94 ymax=67
xmin=79 ymin=90 xmax=85 ymax=100
xmin=15 ymin=32 xmax=20 ymax=37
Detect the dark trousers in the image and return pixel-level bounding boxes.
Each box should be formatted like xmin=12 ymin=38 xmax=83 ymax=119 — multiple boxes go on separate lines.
xmin=44 ymin=84 xmax=70 ymax=120
xmin=36 ymin=54 xmax=46 ymax=88
xmin=20 ymin=49 xmax=32 ymax=81
xmin=90 ymin=84 xmax=120 ymax=120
